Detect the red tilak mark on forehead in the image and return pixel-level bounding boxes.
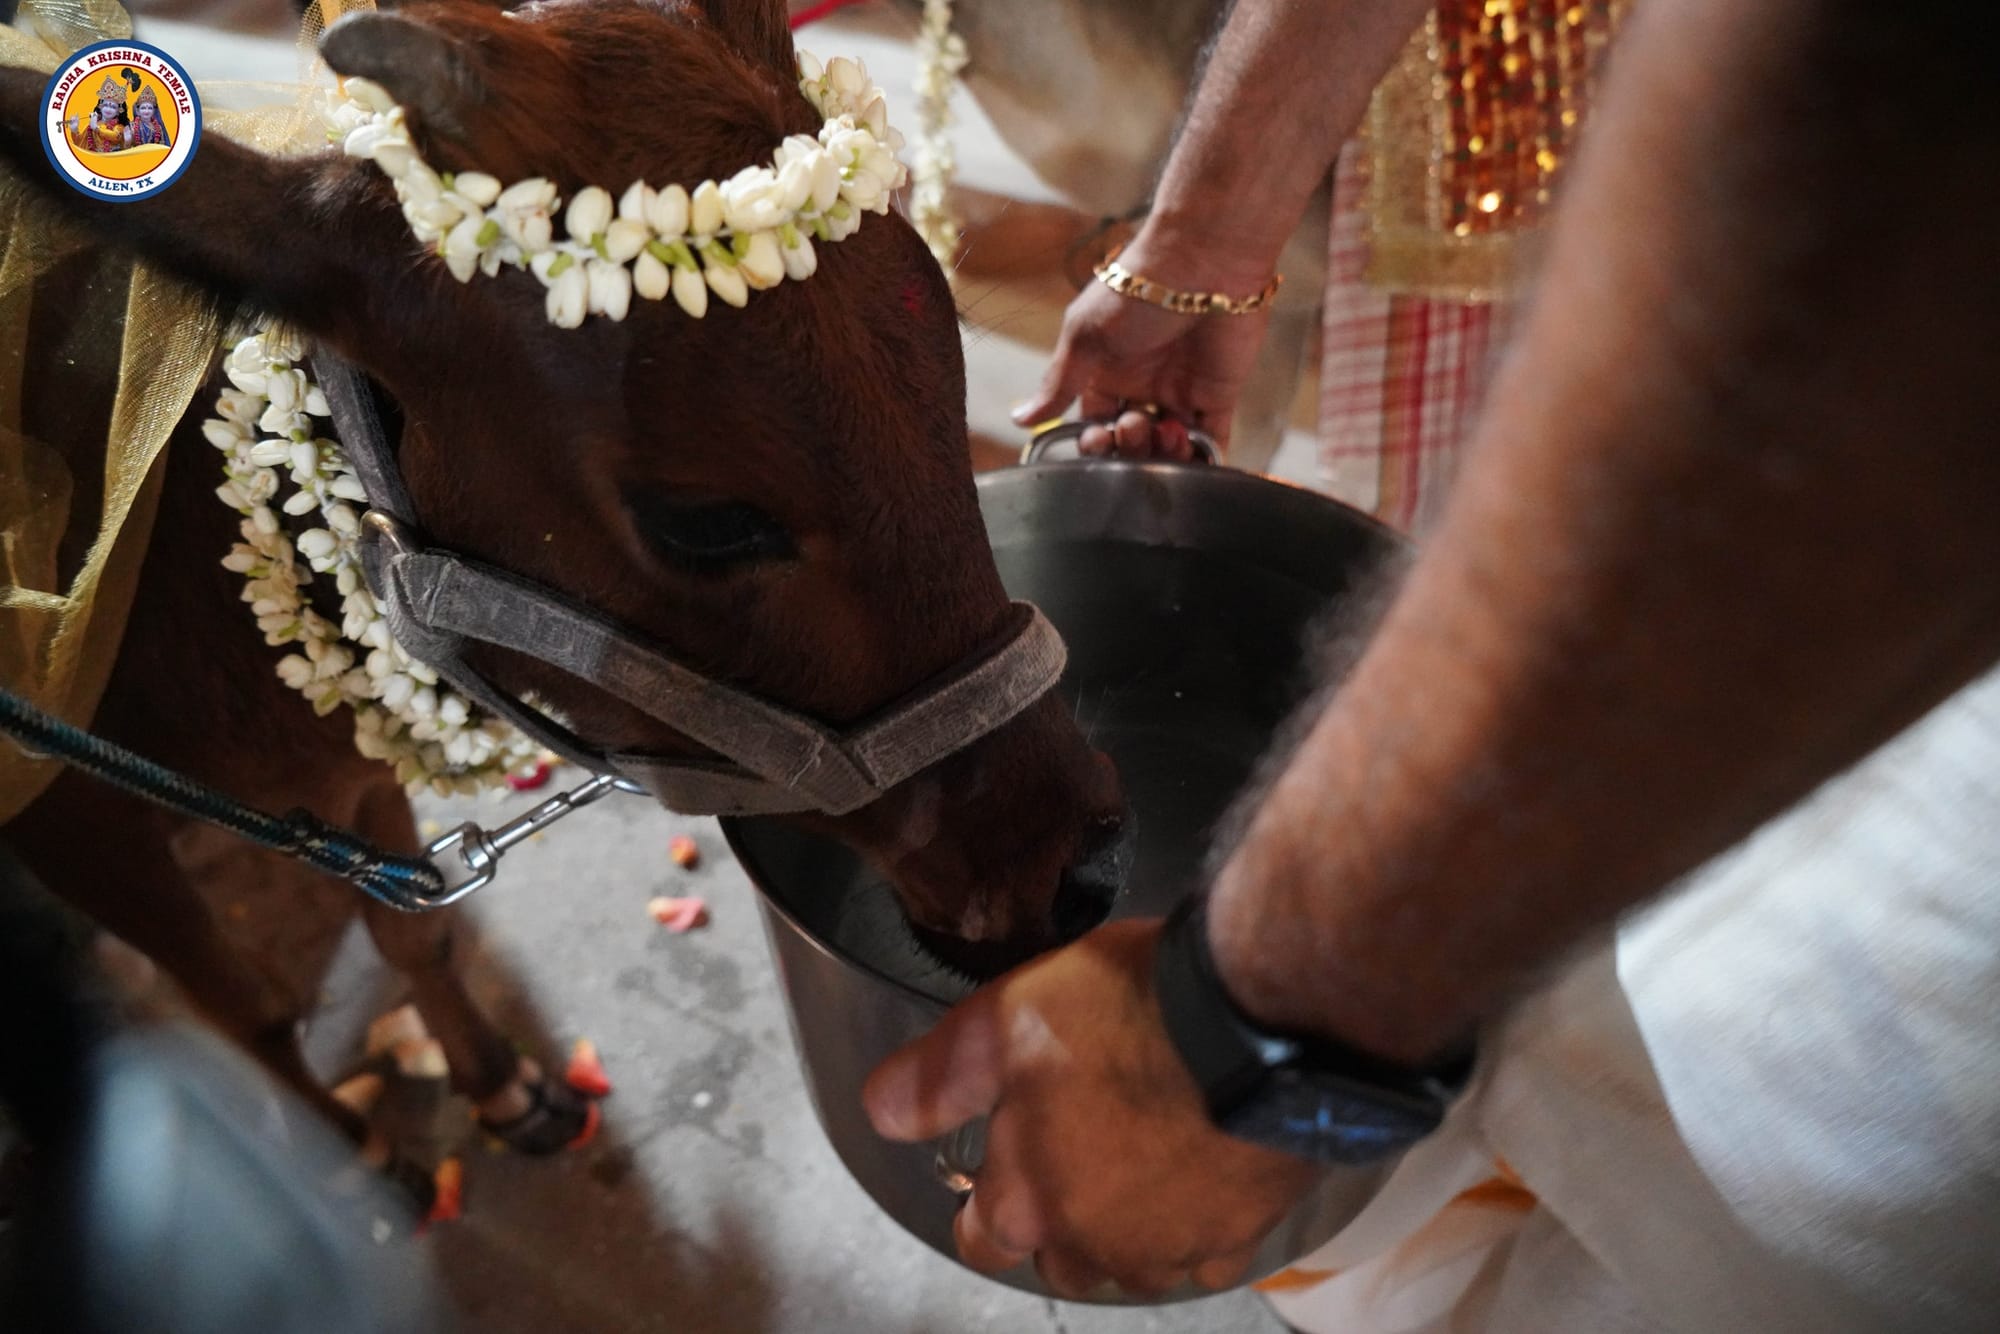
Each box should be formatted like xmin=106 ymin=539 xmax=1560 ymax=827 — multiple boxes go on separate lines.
xmin=899 ymin=278 xmax=927 ymax=318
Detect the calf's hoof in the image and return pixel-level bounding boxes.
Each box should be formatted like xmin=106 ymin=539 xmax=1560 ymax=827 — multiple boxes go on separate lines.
xmin=479 ymin=1070 xmax=598 ymax=1155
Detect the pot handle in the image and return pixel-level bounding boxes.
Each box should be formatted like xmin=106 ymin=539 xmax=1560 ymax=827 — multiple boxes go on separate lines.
xmin=1019 ymin=419 xmax=1220 ymax=466
xmin=933 ymin=1120 xmax=985 ymax=1198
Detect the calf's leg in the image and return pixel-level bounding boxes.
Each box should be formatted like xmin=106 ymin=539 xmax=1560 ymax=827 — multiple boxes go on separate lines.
xmin=349 ymin=779 xmax=594 ymax=1151
xmin=6 ymin=774 xmax=368 ymax=1146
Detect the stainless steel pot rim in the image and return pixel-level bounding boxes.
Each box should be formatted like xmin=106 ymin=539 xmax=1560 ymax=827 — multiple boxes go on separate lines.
xmin=720 ymin=818 xmax=955 ymax=1013
xmin=996 ymin=457 xmax=1401 ymax=542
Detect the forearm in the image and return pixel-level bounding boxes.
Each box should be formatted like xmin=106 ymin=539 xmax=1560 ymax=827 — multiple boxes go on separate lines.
xmin=1208 ymin=0 xmax=2000 ymax=1064
xmin=1135 ymin=0 xmax=1430 ymax=288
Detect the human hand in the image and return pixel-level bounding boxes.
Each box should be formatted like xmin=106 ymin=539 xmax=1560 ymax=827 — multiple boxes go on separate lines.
xmin=863 ymin=920 xmax=1320 ymax=1297
xmin=1010 ymin=239 xmax=1274 ymax=461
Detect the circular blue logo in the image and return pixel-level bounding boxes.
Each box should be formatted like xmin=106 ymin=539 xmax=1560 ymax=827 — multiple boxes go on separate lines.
xmin=39 ymin=39 xmax=202 ymax=202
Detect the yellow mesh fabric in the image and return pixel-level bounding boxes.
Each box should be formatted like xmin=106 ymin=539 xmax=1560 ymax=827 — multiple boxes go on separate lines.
xmin=1365 ymin=0 xmax=1631 ymax=301
xmin=0 ymin=0 xmax=353 ymax=821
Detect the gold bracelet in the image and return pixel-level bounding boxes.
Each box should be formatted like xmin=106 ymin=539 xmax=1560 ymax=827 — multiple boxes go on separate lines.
xmin=1091 ymin=244 xmax=1282 ymax=316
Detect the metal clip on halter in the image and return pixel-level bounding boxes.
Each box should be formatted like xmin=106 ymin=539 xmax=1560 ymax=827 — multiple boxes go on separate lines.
xmin=362 ymin=507 xmax=419 ymax=556
xmin=422 ymin=771 xmax=642 ymax=905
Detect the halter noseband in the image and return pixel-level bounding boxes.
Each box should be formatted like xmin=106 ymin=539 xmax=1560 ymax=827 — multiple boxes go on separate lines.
xmin=315 ymin=354 xmax=1067 ymax=818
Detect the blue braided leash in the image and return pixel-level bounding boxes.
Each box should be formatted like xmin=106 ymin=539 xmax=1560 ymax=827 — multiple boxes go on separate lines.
xmin=0 ymin=688 xmax=447 ymax=910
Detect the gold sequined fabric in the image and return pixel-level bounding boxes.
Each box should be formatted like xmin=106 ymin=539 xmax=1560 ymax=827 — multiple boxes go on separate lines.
xmin=1366 ymin=0 xmax=1630 ymax=300
xmin=0 ymin=0 xmax=348 ymax=822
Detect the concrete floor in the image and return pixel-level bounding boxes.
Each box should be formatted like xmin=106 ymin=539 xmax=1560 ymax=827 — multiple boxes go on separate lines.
xmin=83 ymin=5 xmax=1311 ymax=1331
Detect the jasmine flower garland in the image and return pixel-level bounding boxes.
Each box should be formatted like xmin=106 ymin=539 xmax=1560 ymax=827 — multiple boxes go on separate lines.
xmin=911 ymin=0 xmax=967 ymax=264
xmin=321 ymin=51 xmax=909 ymax=328
xmin=205 ymin=328 xmax=542 ymax=795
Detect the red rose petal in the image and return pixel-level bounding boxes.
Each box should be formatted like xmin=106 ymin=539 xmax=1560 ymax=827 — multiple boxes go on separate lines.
xmin=427 ymin=1157 xmax=465 ymax=1225
xmin=567 ymin=1100 xmax=604 ymax=1151
xmin=564 ymin=1038 xmax=613 ymax=1099
xmin=506 ymin=760 xmax=554 ymax=791
xmin=647 ymin=895 xmax=709 ymax=932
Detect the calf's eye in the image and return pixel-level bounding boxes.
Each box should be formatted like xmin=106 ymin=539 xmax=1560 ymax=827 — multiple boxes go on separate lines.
xmin=626 ymin=491 xmax=795 ymax=572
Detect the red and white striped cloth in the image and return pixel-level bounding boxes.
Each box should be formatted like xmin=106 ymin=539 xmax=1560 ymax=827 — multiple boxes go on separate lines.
xmin=1315 ymin=144 xmax=1511 ymax=537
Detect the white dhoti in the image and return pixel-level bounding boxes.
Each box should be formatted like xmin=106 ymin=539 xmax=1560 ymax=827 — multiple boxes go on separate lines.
xmin=1265 ymin=669 xmax=2000 ymax=1333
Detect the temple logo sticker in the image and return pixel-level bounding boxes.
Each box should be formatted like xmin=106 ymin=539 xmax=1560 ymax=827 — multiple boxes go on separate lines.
xmin=39 ymin=39 xmax=200 ymax=201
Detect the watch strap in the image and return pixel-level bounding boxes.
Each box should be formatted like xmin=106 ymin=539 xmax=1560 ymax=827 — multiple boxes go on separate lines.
xmin=1154 ymin=895 xmax=1474 ymax=1163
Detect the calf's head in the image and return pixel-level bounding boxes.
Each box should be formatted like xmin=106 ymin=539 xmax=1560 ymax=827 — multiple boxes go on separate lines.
xmin=0 ymin=0 xmax=1124 ymax=950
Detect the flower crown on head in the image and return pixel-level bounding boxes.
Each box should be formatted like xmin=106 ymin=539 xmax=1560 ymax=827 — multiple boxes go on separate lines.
xmin=321 ymin=52 xmax=909 ymax=327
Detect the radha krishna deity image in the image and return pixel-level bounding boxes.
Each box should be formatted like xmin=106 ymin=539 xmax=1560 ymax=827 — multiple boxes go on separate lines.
xmin=65 ymin=69 xmax=169 ymax=153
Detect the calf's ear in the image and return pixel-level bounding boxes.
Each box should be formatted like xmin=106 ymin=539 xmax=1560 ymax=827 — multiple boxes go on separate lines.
xmin=320 ymin=9 xmax=485 ymax=148
xmin=693 ymin=0 xmax=798 ymax=80
xmin=319 ymin=6 xmax=561 ymax=181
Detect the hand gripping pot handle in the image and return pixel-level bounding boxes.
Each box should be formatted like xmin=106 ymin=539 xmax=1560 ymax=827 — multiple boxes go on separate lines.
xmin=934 ymin=1120 xmax=985 ymax=1198
xmin=1020 ymin=419 xmax=1220 ymax=466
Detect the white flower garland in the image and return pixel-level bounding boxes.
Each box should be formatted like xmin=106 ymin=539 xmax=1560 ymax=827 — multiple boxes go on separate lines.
xmin=320 ymin=51 xmax=909 ymax=327
xmin=911 ymin=0 xmax=967 ymax=265
xmin=205 ymin=328 xmax=542 ymax=796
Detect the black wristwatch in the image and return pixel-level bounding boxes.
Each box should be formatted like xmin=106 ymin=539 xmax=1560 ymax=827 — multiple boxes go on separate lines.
xmin=1153 ymin=896 xmax=1473 ymax=1165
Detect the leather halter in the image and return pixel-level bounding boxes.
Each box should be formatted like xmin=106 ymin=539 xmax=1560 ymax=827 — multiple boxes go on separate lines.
xmin=314 ymin=354 xmax=1067 ymax=817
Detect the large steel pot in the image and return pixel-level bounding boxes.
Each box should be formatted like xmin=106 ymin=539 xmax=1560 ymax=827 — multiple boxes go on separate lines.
xmin=724 ymin=453 xmax=1405 ymax=1302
